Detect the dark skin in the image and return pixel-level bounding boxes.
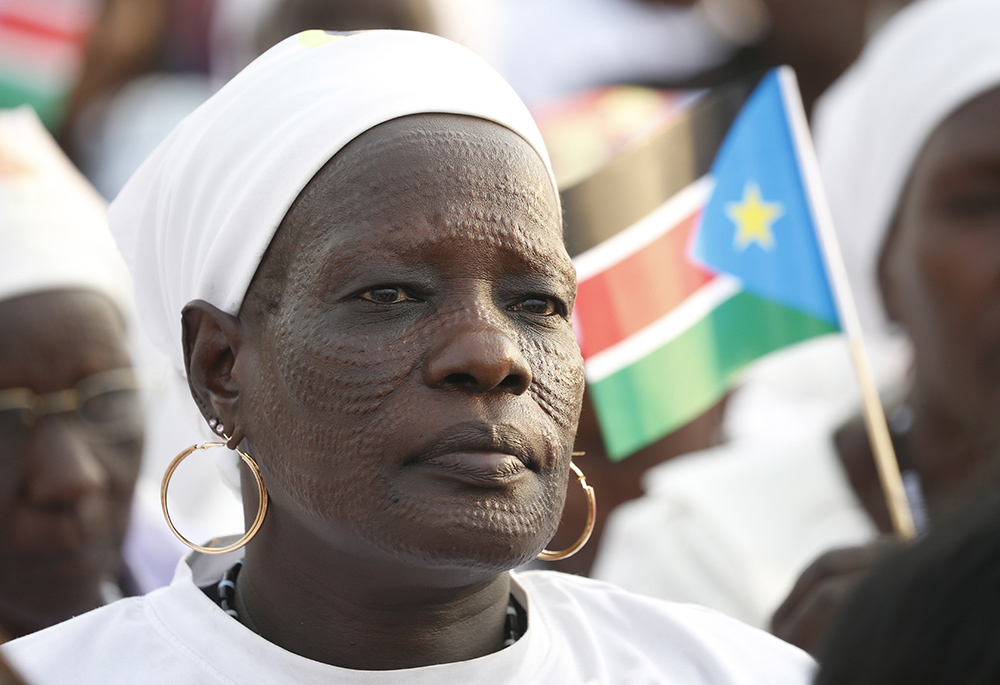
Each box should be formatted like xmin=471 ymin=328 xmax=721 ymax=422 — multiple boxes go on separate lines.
xmin=772 ymin=87 xmax=1000 ymax=654
xmin=0 ymin=290 xmax=142 ymax=639
xmin=0 ymin=652 xmax=25 ymax=685
xmin=182 ymin=114 xmax=584 ymax=670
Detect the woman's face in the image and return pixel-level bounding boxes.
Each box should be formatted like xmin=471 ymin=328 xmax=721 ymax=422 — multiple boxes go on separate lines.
xmin=237 ymin=115 xmax=584 ymax=571
xmin=0 ymin=290 xmax=141 ymax=637
xmin=881 ymin=87 xmax=1000 ymax=429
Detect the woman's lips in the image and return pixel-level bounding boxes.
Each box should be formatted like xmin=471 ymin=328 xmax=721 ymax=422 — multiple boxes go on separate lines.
xmin=408 ymin=422 xmax=539 ymax=487
xmin=417 ymin=450 xmax=528 ymax=487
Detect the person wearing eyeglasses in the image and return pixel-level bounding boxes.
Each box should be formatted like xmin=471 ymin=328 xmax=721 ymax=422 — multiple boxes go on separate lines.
xmin=0 ymin=107 xmax=145 ymax=642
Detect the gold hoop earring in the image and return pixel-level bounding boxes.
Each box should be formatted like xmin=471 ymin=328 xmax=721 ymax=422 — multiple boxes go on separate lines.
xmin=537 ymin=459 xmax=596 ymax=562
xmin=160 ymin=441 xmax=269 ymax=555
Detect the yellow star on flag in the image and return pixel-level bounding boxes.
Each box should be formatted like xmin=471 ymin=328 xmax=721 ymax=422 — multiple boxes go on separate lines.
xmin=726 ymin=181 xmax=783 ymax=251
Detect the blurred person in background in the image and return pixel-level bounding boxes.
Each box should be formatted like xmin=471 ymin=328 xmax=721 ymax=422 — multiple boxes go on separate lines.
xmin=814 ymin=499 xmax=1000 ymax=685
xmin=70 ymin=0 xmax=437 ymax=200
xmin=439 ymin=0 xmax=914 ymax=115
xmin=773 ymin=0 xmax=1000 ymax=651
xmin=0 ymin=107 xmax=144 ymax=641
xmin=591 ymin=0 xmax=1000 ymax=654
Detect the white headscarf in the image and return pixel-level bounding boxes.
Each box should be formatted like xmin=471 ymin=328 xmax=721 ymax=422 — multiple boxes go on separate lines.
xmin=109 ymin=29 xmax=556 ymax=373
xmin=0 ymin=106 xmax=131 ymax=311
xmin=813 ymin=0 xmax=1000 ymax=375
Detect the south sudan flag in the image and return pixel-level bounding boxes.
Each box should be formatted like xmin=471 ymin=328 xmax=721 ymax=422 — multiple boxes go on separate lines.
xmin=566 ymin=69 xmax=840 ymax=461
xmin=0 ymin=0 xmax=96 ymax=131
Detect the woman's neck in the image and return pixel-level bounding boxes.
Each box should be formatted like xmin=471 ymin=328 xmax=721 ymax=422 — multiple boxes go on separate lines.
xmin=836 ymin=384 xmax=1000 ymax=532
xmin=233 ymin=528 xmax=516 ymax=671
xmin=905 ymin=388 xmax=1000 ymax=520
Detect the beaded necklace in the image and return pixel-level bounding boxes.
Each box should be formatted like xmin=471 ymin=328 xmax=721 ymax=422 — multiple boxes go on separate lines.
xmin=888 ymin=404 xmax=931 ymax=537
xmin=215 ymin=561 xmax=526 ymax=648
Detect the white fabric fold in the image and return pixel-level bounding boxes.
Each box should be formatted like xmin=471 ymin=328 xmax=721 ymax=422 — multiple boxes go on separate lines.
xmin=0 ymin=106 xmax=131 ymax=310
xmin=109 ymin=29 xmax=556 ymax=372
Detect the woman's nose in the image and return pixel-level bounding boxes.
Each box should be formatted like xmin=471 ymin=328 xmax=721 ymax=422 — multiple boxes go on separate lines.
xmin=25 ymin=421 xmax=107 ymax=508
xmin=422 ymin=321 xmax=533 ymax=395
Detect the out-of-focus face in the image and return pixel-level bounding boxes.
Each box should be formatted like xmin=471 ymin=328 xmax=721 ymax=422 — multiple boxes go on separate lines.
xmin=881 ymin=87 xmax=1000 ymax=432
xmin=237 ymin=114 xmax=584 ymax=572
xmin=0 ymin=290 xmax=142 ymax=638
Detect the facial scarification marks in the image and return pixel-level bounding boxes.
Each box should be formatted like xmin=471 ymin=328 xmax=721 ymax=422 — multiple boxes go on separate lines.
xmin=525 ymin=335 xmax=585 ymax=430
xmin=272 ymin=305 xmax=410 ymax=418
xmin=303 ymin=125 xmax=563 ymax=270
xmin=238 ymin=114 xmax=582 ymax=569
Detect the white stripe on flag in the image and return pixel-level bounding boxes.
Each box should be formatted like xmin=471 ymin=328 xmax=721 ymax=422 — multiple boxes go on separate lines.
xmin=585 ymin=275 xmax=742 ymax=383
xmin=573 ymin=175 xmax=713 ymax=283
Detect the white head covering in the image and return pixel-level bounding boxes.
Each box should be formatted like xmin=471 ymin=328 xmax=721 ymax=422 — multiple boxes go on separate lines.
xmin=109 ymin=29 xmax=556 ymax=372
xmin=813 ymin=0 xmax=1000 ymax=375
xmin=0 ymin=106 xmax=131 ymax=310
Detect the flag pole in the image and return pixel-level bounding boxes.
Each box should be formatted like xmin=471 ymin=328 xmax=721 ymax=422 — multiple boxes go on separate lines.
xmin=777 ymin=67 xmax=916 ymax=540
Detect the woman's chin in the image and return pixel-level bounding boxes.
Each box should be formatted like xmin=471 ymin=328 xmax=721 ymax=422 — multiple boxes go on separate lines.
xmin=373 ymin=521 xmax=557 ymax=574
xmin=411 ymin=541 xmax=545 ymax=574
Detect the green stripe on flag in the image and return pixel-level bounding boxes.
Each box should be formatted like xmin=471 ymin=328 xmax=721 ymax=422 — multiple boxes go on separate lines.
xmin=0 ymin=76 xmax=68 ymax=130
xmin=589 ymin=290 xmax=837 ymax=460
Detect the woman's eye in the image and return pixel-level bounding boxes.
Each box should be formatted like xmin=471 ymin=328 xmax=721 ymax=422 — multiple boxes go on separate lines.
xmin=945 ymin=193 xmax=1000 ymax=216
xmin=359 ymin=287 xmax=415 ymax=304
xmin=513 ymin=297 xmax=558 ymax=316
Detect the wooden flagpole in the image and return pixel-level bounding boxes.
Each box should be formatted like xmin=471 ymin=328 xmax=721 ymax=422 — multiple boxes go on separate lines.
xmin=777 ymin=67 xmax=916 ymax=540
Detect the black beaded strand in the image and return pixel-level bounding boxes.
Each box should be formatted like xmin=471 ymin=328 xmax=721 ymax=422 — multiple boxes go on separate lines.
xmin=503 ymin=597 xmax=523 ymax=647
xmin=216 ymin=560 xmax=242 ymax=618
xmin=213 ymin=560 xmax=524 ymax=646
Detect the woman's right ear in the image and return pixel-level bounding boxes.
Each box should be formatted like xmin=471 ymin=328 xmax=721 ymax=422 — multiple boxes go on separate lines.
xmin=181 ymin=300 xmax=244 ymax=436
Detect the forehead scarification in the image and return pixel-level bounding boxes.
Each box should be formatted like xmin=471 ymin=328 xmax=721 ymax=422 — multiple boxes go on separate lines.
xmin=243 ymin=114 xmax=569 ymax=320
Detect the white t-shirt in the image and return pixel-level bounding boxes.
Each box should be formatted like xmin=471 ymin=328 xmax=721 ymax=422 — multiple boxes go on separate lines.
xmin=592 ymin=429 xmax=877 ymax=629
xmin=3 ymin=553 xmax=813 ymax=684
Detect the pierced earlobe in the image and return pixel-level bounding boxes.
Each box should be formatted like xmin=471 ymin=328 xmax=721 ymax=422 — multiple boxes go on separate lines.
xmin=208 ymin=417 xmax=227 ymax=436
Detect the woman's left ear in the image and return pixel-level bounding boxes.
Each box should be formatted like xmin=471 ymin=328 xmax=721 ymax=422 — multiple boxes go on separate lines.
xmin=182 ymin=300 xmax=245 ymax=443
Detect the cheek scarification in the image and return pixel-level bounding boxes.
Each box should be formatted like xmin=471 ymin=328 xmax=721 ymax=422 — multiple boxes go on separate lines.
xmin=525 ymin=335 xmax=585 ymax=430
xmin=234 ymin=115 xmax=579 ymax=567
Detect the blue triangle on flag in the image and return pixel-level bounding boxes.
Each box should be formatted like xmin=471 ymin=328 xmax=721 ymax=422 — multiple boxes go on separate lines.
xmin=690 ymin=70 xmax=840 ymax=329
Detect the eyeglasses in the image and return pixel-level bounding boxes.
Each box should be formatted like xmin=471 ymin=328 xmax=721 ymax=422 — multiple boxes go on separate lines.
xmin=0 ymin=369 xmax=145 ymax=446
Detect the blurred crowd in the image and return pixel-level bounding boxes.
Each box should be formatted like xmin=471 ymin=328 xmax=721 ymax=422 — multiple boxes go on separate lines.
xmin=3 ymin=0 xmax=1000 ymax=681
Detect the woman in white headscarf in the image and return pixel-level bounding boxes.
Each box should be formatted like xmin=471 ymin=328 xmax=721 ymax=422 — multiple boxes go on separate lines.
xmin=592 ymin=0 xmax=1000 ymax=655
xmin=0 ymin=30 xmax=811 ymax=683
xmin=0 ymin=108 xmax=145 ymax=642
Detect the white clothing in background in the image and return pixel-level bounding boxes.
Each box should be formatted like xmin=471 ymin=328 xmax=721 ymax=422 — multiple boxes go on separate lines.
xmin=592 ymin=422 xmax=876 ymax=629
xmin=4 ymin=555 xmax=814 ymax=684
xmin=813 ymin=0 xmax=1000 ymax=370
xmin=0 ymin=107 xmax=131 ymax=310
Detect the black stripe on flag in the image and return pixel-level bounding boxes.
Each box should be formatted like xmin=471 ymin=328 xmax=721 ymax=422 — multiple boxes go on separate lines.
xmin=561 ymin=79 xmax=757 ymax=258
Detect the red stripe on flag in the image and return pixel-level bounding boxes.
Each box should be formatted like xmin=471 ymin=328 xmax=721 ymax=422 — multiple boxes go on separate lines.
xmin=575 ymin=210 xmax=714 ymax=360
xmin=0 ymin=12 xmax=91 ymax=46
